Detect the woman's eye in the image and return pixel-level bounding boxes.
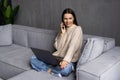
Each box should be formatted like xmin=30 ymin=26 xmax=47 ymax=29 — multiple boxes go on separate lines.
xmin=69 ymin=17 xmax=72 ymax=19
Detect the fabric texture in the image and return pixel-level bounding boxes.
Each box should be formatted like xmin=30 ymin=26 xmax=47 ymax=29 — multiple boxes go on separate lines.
xmin=12 ymin=26 xmax=28 ymax=47
xmin=0 ymin=44 xmax=33 ymax=70
xmin=0 ymin=61 xmax=24 ymax=80
xmin=53 ymin=25 xmax=83 ymax=63
xmin=0 ymin=24 xmax=12 ymax=46
xmin=83 ymin=34 xmax=115 ymax=52
xmin=30 ymin=55 xmax=74 ymax=76
xmin=0 ymin=78 xmax=3 ymax=80
xmin=76 ymin=47 xmax=120 ymax=80
xmin=28 ymin=30 xmax=56 ymax=52
xmin=8 ymin=70 xmax=75 ymax=80
xmin=78 ymin=37 xmax=104 ymax=65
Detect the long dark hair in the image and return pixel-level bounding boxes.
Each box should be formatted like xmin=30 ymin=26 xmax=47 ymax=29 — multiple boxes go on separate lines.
xmin=62 ymin=8 xmax=78 ymax=25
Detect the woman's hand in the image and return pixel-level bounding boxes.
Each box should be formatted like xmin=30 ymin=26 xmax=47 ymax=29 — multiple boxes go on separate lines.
xmin=59 ymin=60 xmax=69 ymax=69
xmin=60 ymin=23 xmax=66 ymax=36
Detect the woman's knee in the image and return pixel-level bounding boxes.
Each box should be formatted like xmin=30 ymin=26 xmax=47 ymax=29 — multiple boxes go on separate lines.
xmin=61 ymin=71 xmax=70 ymax=76
xmin=60 ymin=63 xmax=73 ymax=76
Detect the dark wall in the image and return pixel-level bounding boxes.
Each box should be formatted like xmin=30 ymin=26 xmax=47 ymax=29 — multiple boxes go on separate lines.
xmin=12 ymin=0 xmax=120 ymax=46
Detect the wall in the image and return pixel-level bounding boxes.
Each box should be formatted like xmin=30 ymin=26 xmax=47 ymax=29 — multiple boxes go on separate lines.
xmin=12 ymin=0 xmax=120 ymax=46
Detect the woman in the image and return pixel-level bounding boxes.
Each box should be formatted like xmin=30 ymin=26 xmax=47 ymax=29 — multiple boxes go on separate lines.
xmin=30 ymin=8 xmax=83 ymax=77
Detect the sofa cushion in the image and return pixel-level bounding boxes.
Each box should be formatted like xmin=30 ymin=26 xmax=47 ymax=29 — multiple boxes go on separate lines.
xmin=12 ymin=25 xmax=28 ymax=47
xmin=83 ymin=34 xmax=115 ymax=52
xmin=8 ymin=70 xmax=75 ymax=80
xmin=0 ymin=44 xmax=33 ymax=70
xmin=0 ymin=78 xmax=3 ymax=80
xmin=0 ymin=24 xmax=12 ymax=46
xmin=12 ymin=24 xmax=57 ymax=52
xmin=0 ymin=61 xmax=24 ymax=80
xmin=28 ymin=28 xmax=57 ymax=52
xmin=78 ymin=37 xmax=104 ymax=65
xmin=0 ymin=44 xmax=26 ymax=58
xmin=77 ymin=47 xmax=120 ymax=80
xmin=0 ymin=44 xmax=33 ymax=79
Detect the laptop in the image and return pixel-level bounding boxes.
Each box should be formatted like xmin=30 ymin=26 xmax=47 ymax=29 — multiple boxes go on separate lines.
xmin=31 ymin=48 xmax=59 ymax=66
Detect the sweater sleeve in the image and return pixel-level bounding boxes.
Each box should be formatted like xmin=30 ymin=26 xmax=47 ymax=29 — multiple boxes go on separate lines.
xmin=54 ymin=33 xmax=65 ymax=50
xmin=54 ymin=34 xmax=60 ymax=50
xmin=63 ymin=27 xmax=83 ymax=63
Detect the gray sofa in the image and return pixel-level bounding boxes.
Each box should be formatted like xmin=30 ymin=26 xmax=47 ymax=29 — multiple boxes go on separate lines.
xmin=0 ymin=24 xmax=120 ymax=80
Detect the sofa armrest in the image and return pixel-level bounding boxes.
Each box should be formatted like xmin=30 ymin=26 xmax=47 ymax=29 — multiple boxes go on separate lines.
xmin=76 ymin=47 xmax=120 ymax=80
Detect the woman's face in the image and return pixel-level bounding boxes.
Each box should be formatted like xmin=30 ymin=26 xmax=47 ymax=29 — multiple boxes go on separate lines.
xmin=63 ymin=13 xmax=74 ymax=27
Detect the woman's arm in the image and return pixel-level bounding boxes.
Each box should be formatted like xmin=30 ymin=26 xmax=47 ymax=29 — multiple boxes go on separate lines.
xmin=63 ymin=27 xmax=83 ymax=63
xmin=54 ymin=23 xmax=66 ymax=50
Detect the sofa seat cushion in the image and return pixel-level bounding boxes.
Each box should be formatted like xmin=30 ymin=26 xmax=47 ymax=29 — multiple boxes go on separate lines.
xmin=0 ymin=44 xmax=33 ymax=70
xmin=8 ymin=70 xmax=75 ymax=80
xmin=0 ymin=24 xmax=12 ymax=46
xmin=0 ymin=44 xmax=25 ymax=58
xmin=0 ymin=61 xmax=25 ymax=80
xmin=77 ymin=47 xmax=120 ymax=80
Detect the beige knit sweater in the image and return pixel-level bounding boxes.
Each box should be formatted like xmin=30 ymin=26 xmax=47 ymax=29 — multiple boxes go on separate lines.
xmin=53 ymin=24 xmax=83 ymax=63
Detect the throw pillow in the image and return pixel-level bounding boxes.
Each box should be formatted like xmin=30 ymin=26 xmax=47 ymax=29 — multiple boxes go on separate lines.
xmin=78 ymin=37 xmax=104 ymax=65
xmin=0 ymin=24 xmax=12 ymax=46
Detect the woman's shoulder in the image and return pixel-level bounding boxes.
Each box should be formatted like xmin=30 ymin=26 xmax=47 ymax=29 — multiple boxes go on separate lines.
xmin=71 ymin=25 xmax=83 ymax=35
xmin=75 ymin=25 xmax=82 ymax=31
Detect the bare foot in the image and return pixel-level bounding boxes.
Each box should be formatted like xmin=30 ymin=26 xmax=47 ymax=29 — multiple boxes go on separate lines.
xmin=47 ymin=68 xmax=52 ymax=74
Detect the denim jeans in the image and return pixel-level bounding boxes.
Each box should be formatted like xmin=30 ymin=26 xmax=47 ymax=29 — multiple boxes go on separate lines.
xmin=30 ymin=55 xmax=75 ymax=76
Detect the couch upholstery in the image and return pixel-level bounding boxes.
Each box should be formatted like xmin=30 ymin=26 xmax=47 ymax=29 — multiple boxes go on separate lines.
xmin=0 ymin=24 xmax=119 ymax=80
xmin=0 ymin=78 xmax=3 ymax=80
xmin=76 ymin=47 xmax=120 ymax=80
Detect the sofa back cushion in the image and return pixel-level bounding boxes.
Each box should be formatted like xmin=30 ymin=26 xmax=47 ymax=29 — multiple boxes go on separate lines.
xmin=0 ymin=24 xmax=12 ymax=46
xmin=28 ymin=28 xmax=57 ymax=53
xmin=12 ymin=24 xmax=57 ymax=52
xmin=77 ymin=37 xmax=104 ymax=66
xmin=12 ymin=25 xmax=28 ymax=47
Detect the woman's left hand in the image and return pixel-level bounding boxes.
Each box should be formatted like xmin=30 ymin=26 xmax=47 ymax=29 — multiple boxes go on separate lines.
xmin=59 ymin=60 xmax=69 ymax=69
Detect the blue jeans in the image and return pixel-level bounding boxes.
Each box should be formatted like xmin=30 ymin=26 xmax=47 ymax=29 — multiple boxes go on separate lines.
xmin=30 ymin=55 xmax=75 ymax=76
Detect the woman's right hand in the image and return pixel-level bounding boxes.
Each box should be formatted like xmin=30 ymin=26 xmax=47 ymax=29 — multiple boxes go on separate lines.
xmin=59 ymin=60 xmax=69 ymax=69
xmin=60 ymin=22 xmax=66 ymax=36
